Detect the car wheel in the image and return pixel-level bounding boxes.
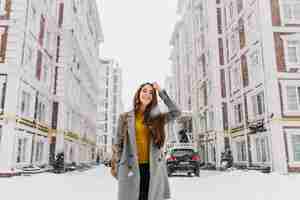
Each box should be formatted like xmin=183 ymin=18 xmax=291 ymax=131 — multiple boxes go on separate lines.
xmin=187 ymin=172 xmax=192 ymax=177
xmin=167 ymin=170 xmax=172 ymax=177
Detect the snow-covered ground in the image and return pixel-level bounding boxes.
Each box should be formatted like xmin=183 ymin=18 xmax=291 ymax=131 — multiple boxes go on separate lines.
xmin=0 ymin=166 xmax=299 ymax=200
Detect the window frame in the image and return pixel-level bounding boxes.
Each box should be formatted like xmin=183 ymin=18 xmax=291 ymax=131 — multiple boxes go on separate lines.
xmin=251 ymin=134 xmax=271 ymax=164
xmin=279 ymin=0 xmax=300 ymax=25
xmin=15 ymin=134 xmax=31 ymax=165
xmin=247 ymin=47 xmax=264 ymax=86
xmin=229 ymin=30 xmax=239 ymax=58
xmin=245 ymin=9 xmax=259 ymax=46
xmin=19 ymin=83 xmax=34 ymax=119
xmin=233 ymin=101 xmax=243 ymax=127
xmin=285 ymin=129 xmax=300 ymax=165
xmin=281 ymin=80 xmax=300 ymax=116
xmin=250 ymin=90 xmax=265 ymax=121
xmin=20 ymin=91 xmax=31 ymax=117
xmin=230 ymin=61 xmax=242 ymax=92
xmin=281 ymin=34 xmax=300 ymax=70
xmin=0 ymin=0 xmax=6 ymax=15
xmin=0 ymin=26 xmax=8 ymax=63
xmin=233 ymin=138 xmax=247 ymax=162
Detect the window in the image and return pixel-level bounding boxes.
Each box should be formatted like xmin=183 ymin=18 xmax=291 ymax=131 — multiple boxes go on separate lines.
xmin=234 ymin=103 xmax=243 ymax=125
xmin=58 ymin=3 xmax=64 ymax=27
xmin=43 ymin=64 xmax=48 ymax=84
xmin=0 ymin=75 xmax=6 ymax=112
xmin=286 ymin=129 xmax=300 ymax=163
xmin=0 ymin=0 xmax=6 ymax=12
xmin=280 ymin=33 xmax=300 ymax=69
xmin=217 ymin=8 xmax=222 ymax=34
xmin=25 ymin=46 xmax=33 ymax=65
xmin=230 ymin=34 xmax=236 ymax=56
xmin=200 ymin=34 xmax=205 ymax=50
xmin=246 ymin=11 xmax=258 ymax=45
xmin=208 ymin=142 xmax=216 ymax=162
xmin=281 ymin=81 xmax=300 ymax=115
xmin=254 ymin=136 xmax=270 ymax=162
xmin=30 ymin=5 xmax=37 ymax=34
xmin=0 ymin=26 xmax=7 ymax=63
xmin=251 ymin=92 xmax=265 ymax=118
xmin=21 ymin=91 xmax=31 ymax=117
xmin=37 ymin=101 xmax=46 ymax=123
xmin=286 ymin=85 xmax=300 ymax=111
xmin=45 ymin=31 xmax=51 ymax=51
xmin=208 ymin=111 xmax=214 ymax=130
xmin=229 ymin=2 xmax=235 ymax=20
xmin=236 ymin=140 xmax=247 ymax=161
xmin=35 ymin=140 xmax=44 ymax=162
xmin=281 ymin=0 xmax=300 ymax=24
xmin=248 ymin=50 xmax=263 ymax=84
xmin=286 ymin=40 xmax=300 ymax=66
xmin=87 ymin=13 xmax=94 ymax=37
xmin=16 ymin=138 xmax=28 ymax=163
xmin=199 ymin=84 xmax=207 ymax=107
xmin=222 ymin=103 xmax=229 ymax=130
xmin=230 ymin=62 xmax=241 ymax=92
xmin=233 ymin=66 xmax=241 ymax=89
xmin=237 ymin=0 xmax=243 ymax=13
xmin=36 ymin=51 xmax=43 ymax=80
xmin=38 ymin=16 xmax=45 ymax=46
xmin=229 ymin=31 xmax=239 ymax=57
xmin=66 ymin=111 xmax=71 ymax=130
xmin=292 ymin=134 xmax=300 ymax=161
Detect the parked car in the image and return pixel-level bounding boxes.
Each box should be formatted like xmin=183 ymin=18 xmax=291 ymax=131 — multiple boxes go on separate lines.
xmin=166 ymin=146 xmax=200 ymax=177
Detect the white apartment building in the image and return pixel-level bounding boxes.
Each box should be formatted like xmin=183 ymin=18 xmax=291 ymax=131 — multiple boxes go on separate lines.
xmin=170 ymin=0 xmax=300 ymax=173
xmin=170 ymin=0 xmax=224 ymax=167
xmin=56 ymin=0 xmax=103 ymax=165
xmin=169 ymin=4 xmax=193 ymax=112
xmin=0 ymin=0 xmax=61 ymax=173
xmin=0 ymin=0 xmax=103 ymax=174
xmin=97 ymin=59 xmax=122 ymax=159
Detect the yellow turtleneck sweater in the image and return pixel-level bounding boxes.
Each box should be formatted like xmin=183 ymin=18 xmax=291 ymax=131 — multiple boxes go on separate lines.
xmin=135 ymin=112 xmax=150 ymax=164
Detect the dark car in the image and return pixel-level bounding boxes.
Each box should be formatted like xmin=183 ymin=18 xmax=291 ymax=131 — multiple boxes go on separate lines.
xmin=166 ymin=146 xmax=200 ymax=177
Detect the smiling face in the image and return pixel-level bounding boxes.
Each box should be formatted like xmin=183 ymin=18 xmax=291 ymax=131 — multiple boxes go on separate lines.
xmin=139 ymin=84 xmax=154 ymax=107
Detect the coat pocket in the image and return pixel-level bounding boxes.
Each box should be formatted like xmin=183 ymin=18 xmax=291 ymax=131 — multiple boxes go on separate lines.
xmin=117 ymin=163 xmax=132 ymax=180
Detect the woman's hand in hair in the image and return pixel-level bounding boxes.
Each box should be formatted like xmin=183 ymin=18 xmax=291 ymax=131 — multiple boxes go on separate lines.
xmin=152 ymin=82 xmax=161 ymax=92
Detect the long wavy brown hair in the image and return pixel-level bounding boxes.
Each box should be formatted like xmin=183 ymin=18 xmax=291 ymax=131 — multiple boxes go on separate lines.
xmin=133 ymin=83 xmax=165 ymax=147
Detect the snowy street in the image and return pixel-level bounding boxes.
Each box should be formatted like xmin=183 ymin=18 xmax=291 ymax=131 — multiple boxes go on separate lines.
xmin=0 ymin=166 xmax=299 ymax=200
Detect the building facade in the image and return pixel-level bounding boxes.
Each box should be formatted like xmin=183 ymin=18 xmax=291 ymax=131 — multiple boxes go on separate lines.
xmin=169 ymin=4 xmax=193 ymax=112
xmin=0 ymin=0 xmax=103 ymax=173
xmin=170 ymin=0 xmax=224 ymax=167
xmin=56 ymin=0 xmax=103 ymax=165
xmin=170 ymin=0 xmax=300 ymax=173
xmin=97 ymin=59 xmax=123 ymax=160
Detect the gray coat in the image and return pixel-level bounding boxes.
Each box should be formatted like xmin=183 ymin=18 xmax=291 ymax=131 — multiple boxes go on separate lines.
xmin=114 ymin=90 xmax=181 ymax=200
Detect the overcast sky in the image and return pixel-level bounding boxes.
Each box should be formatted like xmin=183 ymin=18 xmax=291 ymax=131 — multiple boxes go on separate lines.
xmin=96 ymin=0 xmax=178 ymax=111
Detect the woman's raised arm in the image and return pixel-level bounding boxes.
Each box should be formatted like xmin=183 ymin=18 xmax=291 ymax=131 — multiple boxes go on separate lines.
xmin=158 ymin=89 xmax=181 ymax=123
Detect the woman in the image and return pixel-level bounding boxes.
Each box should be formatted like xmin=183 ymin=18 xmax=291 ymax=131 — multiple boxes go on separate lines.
xmin=111 ymin=82 xmax=181 ymax=200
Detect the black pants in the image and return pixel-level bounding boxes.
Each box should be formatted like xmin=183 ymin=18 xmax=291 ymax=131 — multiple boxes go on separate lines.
xmin=139 ymin=163 xmax=150 ymax=200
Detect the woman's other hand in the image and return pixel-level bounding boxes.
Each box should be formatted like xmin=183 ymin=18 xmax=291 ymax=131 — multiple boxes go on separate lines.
xmin=152 ymin=82 xmax=161 ymax=92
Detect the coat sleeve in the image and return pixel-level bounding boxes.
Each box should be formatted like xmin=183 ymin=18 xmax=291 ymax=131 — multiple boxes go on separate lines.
xmin=112 ymin=113 xmax=125 ymax=164
xmin=158 ymin=89 xmax=181 ymax=123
